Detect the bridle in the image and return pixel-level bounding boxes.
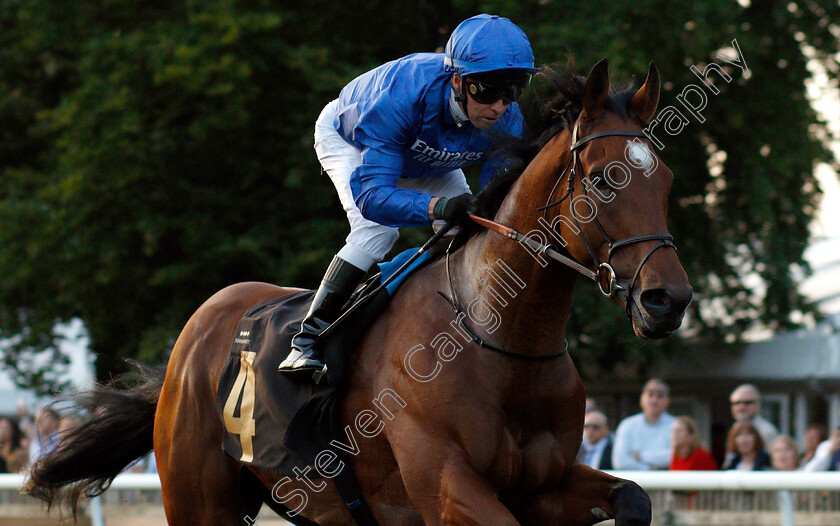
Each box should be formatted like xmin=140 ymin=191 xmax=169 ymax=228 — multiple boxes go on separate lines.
xmin=471 ymin=116 xmax=678 ymax=308
xmin=437 ymin=115 xmax=679 ymax=361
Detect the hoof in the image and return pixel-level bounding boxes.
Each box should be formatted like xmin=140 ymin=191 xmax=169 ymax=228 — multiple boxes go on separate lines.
xmin=611 ymin=480 xmax=651 ymax=526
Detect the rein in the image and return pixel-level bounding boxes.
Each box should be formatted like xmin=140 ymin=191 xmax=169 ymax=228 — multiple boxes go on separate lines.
xmin=468 ymin=214 xmax=610 ymax=290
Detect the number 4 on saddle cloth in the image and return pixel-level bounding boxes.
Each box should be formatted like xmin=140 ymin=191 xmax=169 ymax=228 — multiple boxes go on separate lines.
xmin=215 ymin=247 xmax=433 ymax=477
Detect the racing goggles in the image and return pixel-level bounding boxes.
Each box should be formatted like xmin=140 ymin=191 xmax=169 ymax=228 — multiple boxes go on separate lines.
xmin=464 ymin=75 xmax=530 ymax=105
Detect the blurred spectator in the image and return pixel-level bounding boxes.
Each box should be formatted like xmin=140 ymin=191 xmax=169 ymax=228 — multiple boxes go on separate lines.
xmin=729 ymin=384 xmax=778 ymax=446
xmin=801 ymin=428 xmax=840 ymax=471
xmin=721 ymin=422 xmax=770 ymax=471
xmin=578 ymin=411 xmax=613 ymax=470
xmin=829 ymin=441 xmax=840 ymax=471
xmin=577 ymin=398 xmax=602 ymax=463
xmin=0 ymin=417 xmax=28 ymax=473
xmin=670 ymin=416 xmax=718 ymax=470
xmin=801 ymin=423 xmax=827 ymax=465
xmin=16 ymin=398 xmax=34 ymax=449
xmin=613 ymin=379 xmax=675 ymax=470
xmin=59 ymin=415 xmax=80 ymax=438
xmin=29 ymin=407 xmax=60 ymax=464
xmin=769 ymin=435 xmax=800 ymax=471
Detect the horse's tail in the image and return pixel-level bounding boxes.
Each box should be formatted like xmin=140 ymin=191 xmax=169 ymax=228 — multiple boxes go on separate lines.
xmin=23 ymin=362 xmax=166 ymax=515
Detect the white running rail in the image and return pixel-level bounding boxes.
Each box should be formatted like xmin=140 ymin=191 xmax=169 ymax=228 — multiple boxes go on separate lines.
xmin=3 ymin=471 xmax=840 ymax=526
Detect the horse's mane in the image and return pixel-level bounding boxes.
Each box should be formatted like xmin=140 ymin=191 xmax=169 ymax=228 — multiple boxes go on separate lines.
xmin=447 ymin=62 xmax=637 ymax=249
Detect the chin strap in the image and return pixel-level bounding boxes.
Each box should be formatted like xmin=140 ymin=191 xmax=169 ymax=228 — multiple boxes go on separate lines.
xmin=449 ymin=79 xmax=470 ymax=126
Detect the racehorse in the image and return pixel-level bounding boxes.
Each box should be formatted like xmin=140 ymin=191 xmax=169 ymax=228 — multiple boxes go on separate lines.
xmin=26 ymin=59 xmax=692 ymax=525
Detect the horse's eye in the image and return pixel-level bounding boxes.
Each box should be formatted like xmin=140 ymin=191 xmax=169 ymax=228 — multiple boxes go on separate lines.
xmin=589 ymin=171 xmax=611 ymax=191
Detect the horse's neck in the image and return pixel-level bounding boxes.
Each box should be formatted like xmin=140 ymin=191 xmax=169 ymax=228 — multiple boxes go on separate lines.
xmin=452 ymin=227 xmax=578 ymax=356
xmin=452 ymin=131 xmax=580 ymax=353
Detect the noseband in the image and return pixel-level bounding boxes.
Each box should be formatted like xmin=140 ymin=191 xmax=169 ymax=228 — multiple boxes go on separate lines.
xmin=473 ymin=117 xmax=677 ymax=307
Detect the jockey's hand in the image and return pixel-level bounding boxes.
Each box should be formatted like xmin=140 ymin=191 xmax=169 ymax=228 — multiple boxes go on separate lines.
xmin=433 ymin=193 xmax=477 ymax=226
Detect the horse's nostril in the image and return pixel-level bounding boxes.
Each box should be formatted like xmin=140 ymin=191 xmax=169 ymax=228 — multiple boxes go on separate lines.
xmin=640 ymin=289 xmax=673 ymax=316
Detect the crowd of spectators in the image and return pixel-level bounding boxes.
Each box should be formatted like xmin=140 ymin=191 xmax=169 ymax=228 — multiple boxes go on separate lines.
xmin=579 ymin=380 xmax=840 ymax=473
xmin=8 ymin=382 xmax=840 ymax=476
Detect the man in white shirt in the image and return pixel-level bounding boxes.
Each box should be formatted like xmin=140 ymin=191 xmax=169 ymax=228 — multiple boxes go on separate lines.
xmin=801 ymin=428 xmax=840 ymax=471
xmin=579 ymin=411 xmax=613 ymax=470
xmin=612 ymin=379 xmax=676 ymax=470
xmin=730 ymin=383 xmax=779 ymax=447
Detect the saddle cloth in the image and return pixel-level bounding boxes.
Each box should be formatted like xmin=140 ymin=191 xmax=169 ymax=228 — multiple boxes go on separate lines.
xmin=216 ymin=248 xmax=433 ymax=474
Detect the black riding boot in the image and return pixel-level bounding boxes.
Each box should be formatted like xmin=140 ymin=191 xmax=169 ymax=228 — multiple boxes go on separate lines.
xmin=278 ymin=256 xmax=365 ymax=383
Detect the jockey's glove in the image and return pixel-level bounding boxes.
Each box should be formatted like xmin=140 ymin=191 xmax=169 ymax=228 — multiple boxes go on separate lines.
xmin=433 ymin=193 xmax=478 ymax=226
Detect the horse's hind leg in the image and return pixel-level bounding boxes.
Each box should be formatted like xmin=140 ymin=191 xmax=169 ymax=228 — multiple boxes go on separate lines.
xmin=154 ymin=302 xmax=267 ymax=525
xmin=524 ymin=464 xmax=651 ymax=526
xmin=155 ymin=368 xmax=263 ymax=525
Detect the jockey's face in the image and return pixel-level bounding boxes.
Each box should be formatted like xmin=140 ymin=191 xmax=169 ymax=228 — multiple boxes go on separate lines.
xmin=452 ymin=75 xmax=509 ymax=130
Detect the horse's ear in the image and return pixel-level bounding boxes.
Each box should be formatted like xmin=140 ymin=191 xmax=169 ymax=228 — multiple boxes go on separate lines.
xmin=629 ymin=62 xmax=660 ymax=124
xmin=582 ymin=58 xmax=610 ymax=121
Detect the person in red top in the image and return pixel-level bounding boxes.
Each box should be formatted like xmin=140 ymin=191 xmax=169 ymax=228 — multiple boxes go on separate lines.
xmin=670 ymin=416 xmax=719 ymax=470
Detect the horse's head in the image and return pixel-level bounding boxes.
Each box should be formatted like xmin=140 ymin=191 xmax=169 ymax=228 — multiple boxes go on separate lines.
xmin=512 ymin=59 xmax=692 ymax=339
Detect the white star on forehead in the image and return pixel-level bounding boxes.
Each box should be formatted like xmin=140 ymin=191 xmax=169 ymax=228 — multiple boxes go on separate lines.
xmin=626 ymin=140 xmax=655 ymax=171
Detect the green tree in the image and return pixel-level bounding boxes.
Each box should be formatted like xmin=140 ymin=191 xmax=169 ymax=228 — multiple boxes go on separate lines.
xmin=0 ymin=0 xmax=457 ymax=389
xmin=0 ymin=0 xmax=837 ymax=390
xmin=516 ymin=0 xmax=839 ymax=376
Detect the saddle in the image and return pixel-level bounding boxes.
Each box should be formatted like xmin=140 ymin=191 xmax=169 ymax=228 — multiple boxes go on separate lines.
xmin=216 ymin=283 xmax=386 ymax=473
xmin=215 ymin=248 xmax=435 ymax=512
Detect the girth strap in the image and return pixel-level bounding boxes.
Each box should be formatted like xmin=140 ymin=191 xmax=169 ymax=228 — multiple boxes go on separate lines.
xmin=331 ymin=460 xmax=380 ymax=526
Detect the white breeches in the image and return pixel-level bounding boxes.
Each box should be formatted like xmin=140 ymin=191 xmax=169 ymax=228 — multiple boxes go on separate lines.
xmin=314 ymin=100 xmax=471 ymax=271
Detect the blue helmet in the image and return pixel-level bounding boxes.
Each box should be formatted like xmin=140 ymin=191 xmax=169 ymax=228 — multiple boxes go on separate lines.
xmin=444 ymin=14 xmax=538 ymax=78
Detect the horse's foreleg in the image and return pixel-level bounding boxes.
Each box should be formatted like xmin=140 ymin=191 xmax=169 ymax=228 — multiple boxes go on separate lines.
xmin=437 ymin=457 xmax=522 ymax=526
xmin=525 ymin=464 xmax=651 ymax=526
xmin=390 ymin=424 xmax=520 ymax=525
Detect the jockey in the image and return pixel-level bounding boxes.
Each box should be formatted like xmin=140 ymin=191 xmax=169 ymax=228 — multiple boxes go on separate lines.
xmin=279 ymin=14 xmax=538 ymax=381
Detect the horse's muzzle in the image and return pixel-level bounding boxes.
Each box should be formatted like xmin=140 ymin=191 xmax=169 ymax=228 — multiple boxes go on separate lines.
xmin=629 ymin=286 xmax=693 ymax=339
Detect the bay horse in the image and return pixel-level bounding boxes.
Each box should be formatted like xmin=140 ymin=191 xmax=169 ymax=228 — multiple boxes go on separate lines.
xmin=26 ymin=59 xmax=692 ymax=525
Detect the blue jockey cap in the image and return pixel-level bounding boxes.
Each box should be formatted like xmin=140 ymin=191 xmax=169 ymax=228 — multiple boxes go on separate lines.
xmin=444 ymin=14 xmax=538 ymax=78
